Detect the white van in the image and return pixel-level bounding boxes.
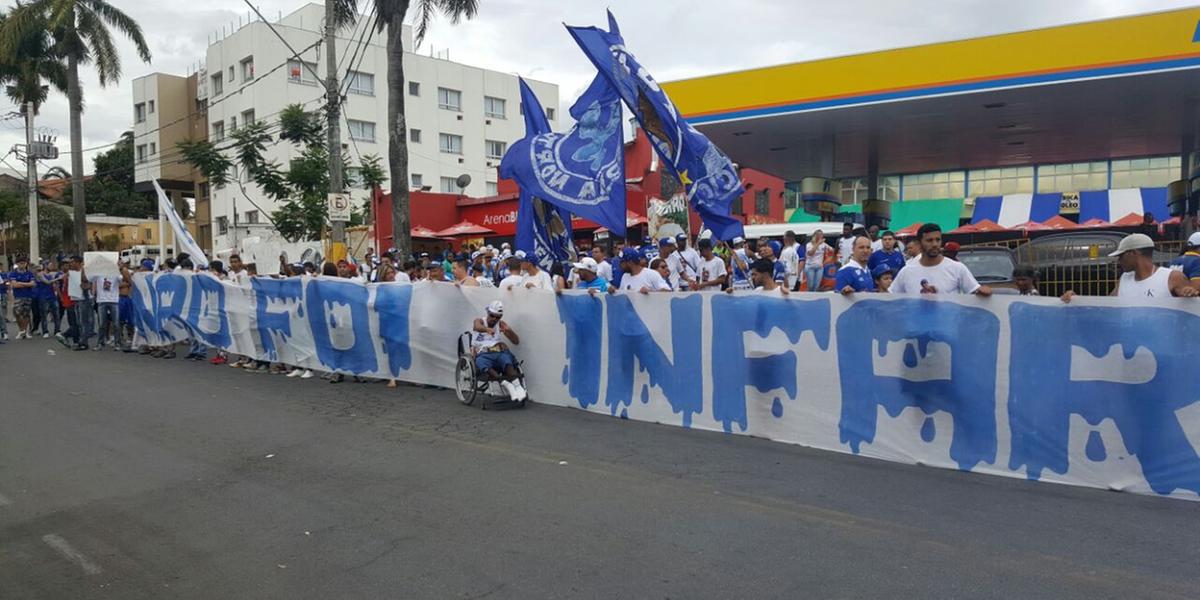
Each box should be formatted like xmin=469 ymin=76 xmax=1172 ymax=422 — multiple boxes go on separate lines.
xmin=120 ymin=245 xmax=175 ymax=265
xmin=741 ymin=222 xmax=860 ymax=240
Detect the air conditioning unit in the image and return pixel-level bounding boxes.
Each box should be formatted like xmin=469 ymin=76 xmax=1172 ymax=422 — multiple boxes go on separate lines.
xmin=486 ymin=161 xmax=493 ymax=167
xmin=485 ymin=119 xmax=491 ymax=125
xmin=458 ymin=158 xmax=464 ymax=164
xmin=456 ymin=114 xmax=463 ymax=121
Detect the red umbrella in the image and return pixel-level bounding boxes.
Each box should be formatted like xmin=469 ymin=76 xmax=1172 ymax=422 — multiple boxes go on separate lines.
xmin=411 ymin=225 xmax=444 ymax=239
xmin=1080 ymin=218 xmax=1109 ymax=228
xmin=972 ymin=219 xmax=1008 ymax=233
xmin=1111 ymin=212 xmax=1146 ymax=226
xmin=1013 ymin=220 xmax=1051 ymax=232
xmin=948 ymin=223 xmax=979 ymax=234
xmin=895 ymin=222 xmax=923 ymax=237
xmin=1041 ymin=215 xmax=1078 ymax=230
xmin=435 ymin=220 xmax=496 ymax=237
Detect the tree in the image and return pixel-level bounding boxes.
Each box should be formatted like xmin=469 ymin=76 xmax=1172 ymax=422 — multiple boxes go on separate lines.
xmin=59 ymin=130 xmax=153 ymax=218
xmin=0 ymin=190 xmax=72 ymax=254
xmin=179 ymin=104 xmax=383 ymax=243
xmin=372 ymin=0 xmax=479 ymax=258
xmin=0 ymin=0 xmax=151 ymax=252
xmin=0 ymin=10 xmax=66 ymax=114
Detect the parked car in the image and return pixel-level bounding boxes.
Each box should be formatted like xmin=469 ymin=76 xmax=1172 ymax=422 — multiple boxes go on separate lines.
xmin=956 ymin=246 xmax=1017 ymax=290
xmin=1011 ymin=231 xmax=1175 ymax=296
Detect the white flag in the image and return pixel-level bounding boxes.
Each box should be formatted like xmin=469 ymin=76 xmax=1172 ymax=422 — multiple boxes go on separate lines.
xmin=153 ymin=179 xmax=208 ymax=267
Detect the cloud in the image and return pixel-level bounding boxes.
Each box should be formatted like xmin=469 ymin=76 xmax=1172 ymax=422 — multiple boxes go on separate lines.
xmin=1 ymin=0 xmax=1194 ymax=175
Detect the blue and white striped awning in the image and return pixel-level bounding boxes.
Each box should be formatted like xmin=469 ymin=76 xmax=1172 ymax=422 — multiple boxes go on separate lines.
xmin=971 ymin=187 xmax=1169 ymax=227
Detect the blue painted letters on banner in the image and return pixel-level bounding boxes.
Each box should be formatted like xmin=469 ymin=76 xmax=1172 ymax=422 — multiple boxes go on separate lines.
xmin=305 ymin=279 xmax=376 ymax=374
xmin=186 ymin=274 xmax=231 ymax=347
xmin=252 ymin=277 xmax=304 ymax=362
xmin=557 ymin=293 xmax=605 ymax=409
xmin=605 ymin=294 xmax=703 ymax=426
xmin=375 ymin=284 xmax=413 ymax=376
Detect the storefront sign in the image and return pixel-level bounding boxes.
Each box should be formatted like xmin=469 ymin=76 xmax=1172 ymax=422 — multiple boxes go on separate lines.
xmin=1059 ymin=192 xmax=1080 ymax=215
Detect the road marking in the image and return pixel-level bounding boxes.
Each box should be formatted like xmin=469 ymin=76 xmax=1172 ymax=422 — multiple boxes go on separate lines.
xmin=41 ymin=534 xmax=102 ymax=575
xmin=0 ymin=492 xmax=10 ymax=506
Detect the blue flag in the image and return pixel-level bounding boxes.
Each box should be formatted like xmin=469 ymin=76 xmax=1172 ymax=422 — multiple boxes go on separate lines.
xmin=566 ymin=12 xmax=744 ymax=241
xmin=500 ymin=73 xmax=627 ymax=238
xmin=508 ymin=79 xmax=578 ymax=270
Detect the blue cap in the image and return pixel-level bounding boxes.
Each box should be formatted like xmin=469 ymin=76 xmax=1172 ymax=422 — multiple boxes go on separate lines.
xmin=140 ymin=258 xmax=156 ymax=270
xmin=769 ymin=240 xmax=782 ymax=256
xmin=643 ymin=236 xmax=653 ymax=244
xmin=659 ymin=237 xmax=676 ymax=247
xmin=620 ymin=248 xmax=642 ymax=262
xmin=675 ymin=232 xmax=688 ymax=240
xmin=871 ymin=264 xmax=894 ymax=279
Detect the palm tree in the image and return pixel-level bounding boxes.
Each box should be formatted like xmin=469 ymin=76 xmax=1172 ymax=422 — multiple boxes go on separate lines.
xmin=44 ymin=166 xmax=71 ymax=179
xmin=0 ymin=11 xmax=66 ymax=114
xmin=1 ymin=0 xmax=150 ymax=252
xmin=374 ymin=0 xmax=479 ymax=256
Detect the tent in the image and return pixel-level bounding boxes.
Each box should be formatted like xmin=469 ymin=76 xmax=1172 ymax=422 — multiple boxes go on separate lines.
xmin=435 ymin=220 xmax=496 ymax=237
xmin=1041 ymin=215 xmax=1078 ymax=230
xmin=411 ymin=226 xmax=444 ymax=239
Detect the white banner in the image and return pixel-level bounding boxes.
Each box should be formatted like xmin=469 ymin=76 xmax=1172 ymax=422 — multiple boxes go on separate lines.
xmin=83 ymin=251 xmax=120 ymax=278
xmin=131 ymin=273 xmax=1200 ymax=501
xmin=153 ymin=179 xmax=208 ymax=266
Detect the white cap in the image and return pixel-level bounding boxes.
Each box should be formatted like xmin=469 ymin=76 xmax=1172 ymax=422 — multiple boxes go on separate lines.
xmin=1188 ymin=232 xmax=1200 ymax=247
xmin=502 ymin=242 xmax=511 ymax=248
xmin=1109 ymin=233 xmax=1155 ymax=257
xmin=572 ymin=257 xmax=598 ymax=272
xmin=514 ymin=250 xmax=527 ymax=259
xmin=486 ymin=300 xmax=504 ymax=316
xmin=731 ymin=236 xmax=746 ymax=245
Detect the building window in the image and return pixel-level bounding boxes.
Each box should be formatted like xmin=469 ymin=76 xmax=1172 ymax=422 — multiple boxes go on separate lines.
xmin=347 ymin=71 xmax=374 ymax=96
xmin=198 ymin=182 xmax=209 ymax=200
xmin=143 ymin=228 xmax=152 ymax=240
xmin=755 ymin=188 xmax=770 ymax=215
xmin=878 ymin=175 xmax=901 ymax=202
xmin=485 ymin=139 xmax=506 ymax=159
xmin=410 ymin=128 xmax=421 ymax=143
xmin=244 ymin=210 xmax=259 ymax=224
xmin=546 ymin=107 xmax=556 ymax=120
xmin=287 ymin=60 xmax=318 ymax=85
xmin=411 ymin=173 xmax=423 ymax=188
xmin=439 ymin=133 xmax=463 ymax=155
xmin=241 ymin=109 xmax=256 ymax=125
xmin=1110 ymin=156 xmax=1181 ymax=189
xmin=134 ymin=102 xmax=146 ymax=123
xmin=149 ymin=142 xmax=157 ymax=155
xmin=839 ymin=178 xmax=870 ymax=204
xmin=347 ymin=119 xmax=376 ymax=142
xmin=967 ymin=166 xmax=1035 ymax=196
xmin=211 ymin=73 xmax=223 ymax=95
xmin=217 ymin=216 xmax=229 ymax=235
xmin=1036 ymin=161 xmax=1108 ymax=193
xmin=484 ymin=96 xmax=506 ymax=119
xmin=229 ymin=116 xmax=237 ymax=131
xmin=228 ymin=66 xmax=234 ymax=83
xmin=486 ymin=181 xmax=498 ymax=196
xmin=212 ymin=121 xmax=225 ymax=141
xmin=437 ymin=87 xmax=461 ymax=111
xmin=136 ymin=144 xmax=147 ymax=163
xmin=902 ymin=170 xmax=965 ymax=201
xmin=148 ymin=100 xmax=155 ymax=114
xmin=241 ymin=57 xmax=254 ymax=81
xmin=409 ymin=81 xmax=420 ymax=96
xmin=440 ymin=176 xmax=458 ymax=193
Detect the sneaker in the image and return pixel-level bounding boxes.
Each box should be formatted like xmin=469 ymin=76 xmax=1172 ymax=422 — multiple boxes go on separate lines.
xmin=299 ymin=369 xmax=313 ymax=379
xmin=41 ymin=332 xmax=49 ymax=339
xmin=287 ymin=368 xmax=303 ymax=378
xmin=15 ymin=331 xmax=25 ymax=340
xmin=73 ymin=344 xmax=88 ymax=351
xmin=499 ymin=380 xmax=516 ymax=398
xmin=508 ymin=381 xmax=528 ymax=402
xmin=210 ymin=355 xmax=227 ymax=365
xmin=55 ymin=334 xmax=70 ymax=348
xmin=329 ymin=374 xmax=344 ymax=384
xmin=254 ymin=364 xmax=271 ymax=373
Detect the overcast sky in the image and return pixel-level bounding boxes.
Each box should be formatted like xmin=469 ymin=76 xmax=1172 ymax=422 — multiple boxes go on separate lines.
xmin=0 ymin=0 xmax=1194 ymax=176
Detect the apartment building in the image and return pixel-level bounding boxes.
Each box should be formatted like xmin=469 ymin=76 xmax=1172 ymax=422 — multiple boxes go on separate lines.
xmin=131 ymin=2 xmax=558 ymax=252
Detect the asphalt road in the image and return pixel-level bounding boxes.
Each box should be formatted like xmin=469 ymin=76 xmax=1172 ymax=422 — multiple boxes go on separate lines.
xmin=1 ymin=339 xmax=1198 ymax=599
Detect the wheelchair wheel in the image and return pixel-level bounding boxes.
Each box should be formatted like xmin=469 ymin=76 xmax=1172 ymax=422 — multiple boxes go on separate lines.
xmin=454 ymin=356 xmax=477 ymax=405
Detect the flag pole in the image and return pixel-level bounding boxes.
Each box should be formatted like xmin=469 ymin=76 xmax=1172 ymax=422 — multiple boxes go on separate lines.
xmin=157 ymin=180 xmax=167 ymax=268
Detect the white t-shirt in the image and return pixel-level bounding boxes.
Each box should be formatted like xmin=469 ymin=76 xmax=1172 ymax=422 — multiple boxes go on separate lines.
xmin=229 ymin=269 xmax=250 ymax=286
xmin=665 ymin=252 xmax=686 ymax=289
xmin=871 ymin=239 xmax=884 ymax=252
xmin=890 ymin=258 xmax=981 ymax=295
xmin=498 ymin=274 xmax=524 ymax=291
xmin=618 ymin=267 xmax=671 ymax=292
xmin=596 ymin=259 xmax=614 ymax=283
xmin=838 ymin=236 xmax=856 ymax=264
xmin=779 ymin=243 xmax=800 ymax=287
xmin=521 ymin=269 xmax=554 ymax=291
xmin=697 ymin=256 xmax=727 ymax=289
xmin=804 ymin=242 xmax=828 ymax=268
xmin=677 ymin=248 xmax=701 ymax=280
xmin=753 ymin=285 xmax=789 ymax=297
xmin=91 ymin=276 xmax=120 ymax=303
xmin=475 ymin=276 xmax=495 ymax=288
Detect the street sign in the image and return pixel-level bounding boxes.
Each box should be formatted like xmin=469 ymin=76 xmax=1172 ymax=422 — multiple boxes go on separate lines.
xmin=327 ymin=192 xmax=351 ymax=222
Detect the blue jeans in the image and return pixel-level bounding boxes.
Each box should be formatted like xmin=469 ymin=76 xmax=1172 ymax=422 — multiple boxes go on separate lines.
xmin=475 ymin=350 xmax=516 ymax=374
xmin=73 ymin=298 xmax=94 ymax=346
xmin=804 ymin=265 xmax=824 ymax=292
xmin=96 ymin=302 xmax=119 ymax=347
xmin=39 ymin=297 xmax=60 ymax=335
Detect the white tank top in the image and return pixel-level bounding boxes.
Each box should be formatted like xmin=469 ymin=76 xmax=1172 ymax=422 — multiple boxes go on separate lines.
xmin=472 ymin=324 xmax=504 ymax=351
xmin=1118 ymin=267 xmax=1172 ymax=298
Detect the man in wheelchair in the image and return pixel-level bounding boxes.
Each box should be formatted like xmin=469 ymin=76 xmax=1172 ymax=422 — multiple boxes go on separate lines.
xmin=471 ymin=300 xmax=527 ymax=401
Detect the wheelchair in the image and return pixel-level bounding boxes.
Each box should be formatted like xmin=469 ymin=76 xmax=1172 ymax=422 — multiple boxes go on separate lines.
xmin=454 ymin=332 xmax=528 ymax=410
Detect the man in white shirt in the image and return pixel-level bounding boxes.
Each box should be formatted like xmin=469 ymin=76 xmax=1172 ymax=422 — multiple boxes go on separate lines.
xmin=658 ymin=237 xmax=684 ymax=290
xmin=1061 ymin=233 xmax=1198 ymax=302
xmin=779 ymin=230 xmax=801 ymax=291
xmin=675 ymin=233 xmax=701 ymax=290
xmin=838 ymin=222 xmax=855 ymax=265
xmin=497 ymin=255 xmax=525 ymax=291
xmin=869 ymin=225 xmax=883 ymax=252
xmin=890 ymin=224 xmax=992 ymax=296
xmin=592 ymin=247 xmax=614 ymax=283
xmin=610 ymin=248 xmax=671 ymax=294
xmin=520 ymin=255 xmax=554 ymax=291
xmin=693 ymin=238 xmax=728 ymax=291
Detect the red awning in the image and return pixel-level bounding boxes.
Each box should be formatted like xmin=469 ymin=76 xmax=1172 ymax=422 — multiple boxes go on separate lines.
xmin=948 ymin=223 xmax=980 ymax=234
xmin=895 ymin=222 xmax=923 ymax=237
xmin=1111 ymin=212 xmax=1147 ymax=226
xmin=1080 ymin=218 xmax=1110 ymax=228
xmin=411 ymin=226 xmax=444 ymax=239
xmin=435 ymin=220 xmax=496 ymax=237
xmin=1013 ymin=220 xmax=1051 ymax=232
xmin=972 ymin=219 xmax=1008 ymax=232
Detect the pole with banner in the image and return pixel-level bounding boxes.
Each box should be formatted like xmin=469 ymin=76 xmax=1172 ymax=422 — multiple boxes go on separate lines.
xmin=327 ymin=192 xmax=351 ymax=261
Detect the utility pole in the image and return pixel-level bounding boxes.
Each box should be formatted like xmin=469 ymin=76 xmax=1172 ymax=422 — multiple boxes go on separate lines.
xmin=325 ymin=0 xmax=347 ymax=259
xmin=24 ymin=102 xmax=39 ymax=260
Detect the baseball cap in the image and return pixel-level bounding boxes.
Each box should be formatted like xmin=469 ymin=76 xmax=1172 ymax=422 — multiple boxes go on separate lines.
xmin=871 ymin=264 xmax=894 ymax=279
xmin=944 ymin=241 xmax=961 ymax=252
xmin=619 ymin=248 xmax=642 ymax=262
xmin=140 ymin=258 xmax=156 ymax=270
xmin=659 ymin=237 xmax=676 ymax=247
xmin=514 ymin=249 xmax=527 ymax=259
xmin=1109 ymin=233 xmax=1155 ymax=257
xmin=731 ymin=236 xmax=746 ymax=245
xmin=675 ymin=232 xmax=688 ymax=240
xmin=1188 ymin=232 xmax=1200 ymax=247
xmin=486 ymin=300 xmax=504 ymax=316
xmin=572 ymin=257 xmax=598 ymax=272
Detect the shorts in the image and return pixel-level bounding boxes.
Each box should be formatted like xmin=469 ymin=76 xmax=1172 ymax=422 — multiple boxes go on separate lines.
xmin=118 ymin=296 xmax=134 ymax=325
xmin=13 ymin=297 xmax=32 ymax=319
xmin=475 ymin=350 xmax=516 ymax=373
